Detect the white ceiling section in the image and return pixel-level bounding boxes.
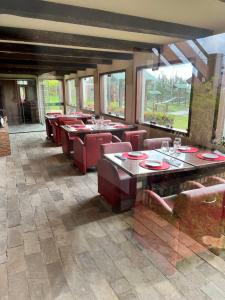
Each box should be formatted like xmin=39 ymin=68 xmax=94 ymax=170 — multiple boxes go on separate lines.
xmin=0 ymin=0 xmax=225 ymax=55
xmin=0 ymin=15 xmax=180 ymax=45
xmin=45 ymin=0 xmax=225 ymax=33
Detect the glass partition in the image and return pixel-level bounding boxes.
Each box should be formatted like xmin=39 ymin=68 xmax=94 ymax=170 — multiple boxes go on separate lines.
xmin=137 ymin=63 xmax=193 ymax=132
xmin=80 ymin=76 xmax=94 ymax=111
xmin=101 ymin=71 xmax=126 ymax=118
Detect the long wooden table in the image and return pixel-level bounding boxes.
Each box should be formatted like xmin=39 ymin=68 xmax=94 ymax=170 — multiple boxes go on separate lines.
xmin=60 ymin=123 xmax=137 ymax=155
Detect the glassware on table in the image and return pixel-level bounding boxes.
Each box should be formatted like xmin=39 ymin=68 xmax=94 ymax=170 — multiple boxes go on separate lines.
xmin=161 ymin=140 xmax=170 ymax=152
xmin=91 ymin=115 xmax=96 ymax=124
xmin=174 ymin=137 xmax=181 ymax=148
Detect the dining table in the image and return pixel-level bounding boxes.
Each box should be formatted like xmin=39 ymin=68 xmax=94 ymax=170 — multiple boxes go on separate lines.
xmin=103 ymin=147 xmax=225 ymax=207
xmin=60 ymin=123 xmax=137 ymax=155
xmin=45 ymin=113 xmax=92 ymax=139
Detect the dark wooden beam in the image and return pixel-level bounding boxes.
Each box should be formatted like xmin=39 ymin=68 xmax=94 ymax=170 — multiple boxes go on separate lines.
xmin=0 ymin=59 xmax=97 ymax=69
xmin=0 ymin=63 xmax=87 ymax=72
xmin=0 ymin=26 xmax=158 ymax=52
xmin=0 ymin=67 xmax=76 ymax=76
xmin=0 ymin=52 xmax=112 ymax=65
xmin=0 ymin=42 xmax=133 ymax=60
xmin=0 ymin=0 xmax=212 ymax=39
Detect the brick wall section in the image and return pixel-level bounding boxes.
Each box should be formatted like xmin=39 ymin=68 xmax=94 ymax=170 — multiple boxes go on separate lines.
xmin=0 ymin=125 xmax=11 ymax=157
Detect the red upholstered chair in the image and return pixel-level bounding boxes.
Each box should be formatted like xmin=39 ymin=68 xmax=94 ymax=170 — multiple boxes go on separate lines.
xmin=142 ymin=183 xmax=225 ymax=248
xmin=45 ymin=113 xmax=62 ymax=139
xmin=123 ymin=130 xmax=147 ymax=151
xmin=98 ymin=142 xmax=137 ymax=212
xmin=144 ymin=137 xmax=172 ymax=150
xmin=73 ymin=132 xmax=113 ymax=174
xmin=52 ymin=117 xmax=84 ymax=146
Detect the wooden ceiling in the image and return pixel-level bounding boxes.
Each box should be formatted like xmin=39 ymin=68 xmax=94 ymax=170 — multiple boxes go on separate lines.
xmin=0 ymin=0 xmax=221 ymax=75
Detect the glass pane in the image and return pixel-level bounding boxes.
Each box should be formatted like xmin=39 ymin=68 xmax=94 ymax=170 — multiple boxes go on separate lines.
xmin=67 ymin=79 xmax=76 ymax=107
xmin=81 ymin=77 xmax=94 ymax=111
xmin=40 ymin=80 xmax=64 ymax=114
xmin=138 ymin=63 xmax=193 ymax=132
xmin=101 ymin=71 xmax=125 ymax=118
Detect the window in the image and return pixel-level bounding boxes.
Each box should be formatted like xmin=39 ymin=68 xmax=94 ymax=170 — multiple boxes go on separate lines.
xmin=101 ymin=71 xmax=125 ymax=118
xmin=67 ymin=79 xmax=76 ymax=107
xmin=137 ymin=63 xmax=193 ymax=132
xmin=80 ymin=76 xmax=94 ymax=111
xmin=39 ymin=80 xmax=64 ymax=113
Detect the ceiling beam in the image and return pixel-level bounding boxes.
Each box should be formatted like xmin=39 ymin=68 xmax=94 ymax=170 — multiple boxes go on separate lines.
xmin=0 ymin=0 xmax=212 ymax=39
xmin=0 ymin=63 xmax=89 ymax=72
xmin=0 ymin=42 xmax=133 ymax=60
xmin=0 ymin=26 xmax=158 ymax=52
xmin=0 ymin=59 xmax=97 ymax=69
xmin=0 ymin=52 xmax=112 ymax=65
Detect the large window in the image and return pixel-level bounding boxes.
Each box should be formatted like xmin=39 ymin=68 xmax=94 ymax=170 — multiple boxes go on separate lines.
xmin=80 ymin=76 xmax=94 ymax=111
xmin=67 ymin=79 xmax=76 ymax=107
xmin=101 ymin=71 xmax=126 ymax=118
xmin=137 ymin=63 xmax=193 ymax=132
xmin=39 ymin=80 xmax=64 ymax=113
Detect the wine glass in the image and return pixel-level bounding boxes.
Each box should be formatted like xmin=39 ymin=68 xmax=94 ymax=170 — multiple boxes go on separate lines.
xmin=161 ymin=140 xmax=169 ymax=152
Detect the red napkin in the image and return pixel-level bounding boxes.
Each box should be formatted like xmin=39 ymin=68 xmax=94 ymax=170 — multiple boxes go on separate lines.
xmin=177 ymin=147 xmax=199 ymax=153
xmin=197 ymin=152 xmax=225 ymax=161
xmin=139 ymin=161 xmax=170 ymax=170
xmin=122 ymin=152 xmax=149 ymax=160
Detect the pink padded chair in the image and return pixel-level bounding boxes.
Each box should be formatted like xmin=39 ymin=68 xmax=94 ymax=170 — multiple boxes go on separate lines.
xmin=123 ymin=130 xmax=147 ymax=151
xmin=98 ymin=142 xmax=137 ymax=212
xmin=142 ymin=183 xmax=225 ymax=246
xmin=52 ymin=117 xmax=84 ymax=146
xmin=73 ymin=132 xmax=113 ymax=174
xmin=144 ymin=137 xmax=172 ymax=150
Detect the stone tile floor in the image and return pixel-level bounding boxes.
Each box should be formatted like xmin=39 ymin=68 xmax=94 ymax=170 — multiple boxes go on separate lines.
xmin=0 ymin=132 xmax=225 ymax=299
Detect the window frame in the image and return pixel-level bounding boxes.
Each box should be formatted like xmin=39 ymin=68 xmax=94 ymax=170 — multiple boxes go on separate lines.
xmin=79 ymin=75 xmax=95 ymax=112
xmin=66 ymin=79 xmax=77 ymax=108
xmin=135 ymin=64 xmax=194 ymax=136
xmin=99 ymin=69 xmax=126 ymax=120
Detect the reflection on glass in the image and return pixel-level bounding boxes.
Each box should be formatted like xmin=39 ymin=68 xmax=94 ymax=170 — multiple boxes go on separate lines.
xmin=138 ymin=63 xmax=193 ymax=132
xmin=81 ymin=76 xmax=94 ymax=111
xmin=101 ymin=71 xmax=125 ymax=118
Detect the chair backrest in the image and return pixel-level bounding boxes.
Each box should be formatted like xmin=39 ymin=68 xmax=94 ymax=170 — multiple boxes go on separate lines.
xmin=123 ymin=130 xmax=147 ymax=151
xmin=144 ymin=137 xmax=172 ymax=150
xmin=85 ymin=133 xmax=112 ymax=165
xmin=100 ymin=142 xmax=132 ymax=158
xmin=57 ymin=117 xmax=84 ymax=125
xmin=174 ymin=184 xmax=225 ymax=239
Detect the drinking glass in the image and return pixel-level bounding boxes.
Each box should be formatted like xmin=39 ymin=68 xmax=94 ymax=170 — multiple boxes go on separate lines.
xmin=161 ymin=140 xmax=169 ymax=152
xmin=174 ymin=137 xmax=181 ymax=148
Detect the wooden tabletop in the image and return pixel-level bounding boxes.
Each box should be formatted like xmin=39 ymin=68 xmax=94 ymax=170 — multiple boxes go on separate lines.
xmin=104 ymin=150 xmax=194 ymax=178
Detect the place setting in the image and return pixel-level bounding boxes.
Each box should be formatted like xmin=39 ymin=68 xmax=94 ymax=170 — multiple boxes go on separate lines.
xmin=139 ymin=159 xmax=170 ymax=170
xmin=196 ymin=152 xmax=225 ymax=161
xmin=122 ymin=151 xmax=149 ymax=160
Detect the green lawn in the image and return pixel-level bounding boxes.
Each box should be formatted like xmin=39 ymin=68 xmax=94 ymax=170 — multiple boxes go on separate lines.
xmin=169 ymin=114 xmax=188 ymax=130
